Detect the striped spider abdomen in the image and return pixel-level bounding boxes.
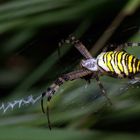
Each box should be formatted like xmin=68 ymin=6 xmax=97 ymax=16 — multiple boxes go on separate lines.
xmin=97 ymin=51 xmax=140 ymax=78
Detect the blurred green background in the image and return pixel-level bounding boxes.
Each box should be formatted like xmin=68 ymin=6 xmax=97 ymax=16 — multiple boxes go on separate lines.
xmin=0 ymin=0 xmax=140 ymax=139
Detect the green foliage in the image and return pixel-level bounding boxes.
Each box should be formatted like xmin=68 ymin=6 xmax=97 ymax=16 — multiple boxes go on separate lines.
xmin=0 ymin=0 xmax=140 ymax=139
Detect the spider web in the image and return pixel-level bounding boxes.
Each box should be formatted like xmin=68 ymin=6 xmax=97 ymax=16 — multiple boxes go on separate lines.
xmin=0 ymin=94 xmax=41 ymax=113
xmin=0 ymin=78 xmax=140 ymax=114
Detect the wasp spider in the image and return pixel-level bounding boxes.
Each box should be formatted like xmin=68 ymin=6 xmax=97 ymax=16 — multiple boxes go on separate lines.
xmin=41 ymin=35 xmax=140 ymax=129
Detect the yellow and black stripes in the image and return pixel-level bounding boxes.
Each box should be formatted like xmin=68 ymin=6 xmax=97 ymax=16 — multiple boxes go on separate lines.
xmin=42 ymin=34 xmax=140 ymax=129
xmin=97 ymin=51 xmax=140 ymax=78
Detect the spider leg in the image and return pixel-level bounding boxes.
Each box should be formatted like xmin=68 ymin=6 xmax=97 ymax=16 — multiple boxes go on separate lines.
xmin=41 ymin=94 xmax=52 ymax=130
xmin=41 ymin=69 xmax=92 ymax=129
xmin=94 ymin=74 xmax=112 ymax=105
xmin=102 ymin=42 xmax=140 ymax=52
xmin=114 ymin=42 xmax=140 ymax=51
xmin=46 ymin=102 xmax=51 ymax=130
xmin=59 ymin=36 xmax=113 ymax=104
xmin=59 ymin=35 xmax=93 ymax=59
xmin=41 ymin=92 xmax=46 ymax=113
xmin=114 ymin=43 xmax=131 ymax=51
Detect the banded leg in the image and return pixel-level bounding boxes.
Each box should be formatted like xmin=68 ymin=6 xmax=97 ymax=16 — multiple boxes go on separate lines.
xmin=102 ymin=42 xmax=140 ymax=52
xmin=115 ymin=42 xmax=140 ymax=51
xmin=125 ymin=42 xmax=140 ymax=47
xmin=114 ymin=42 xmax=140 ymax=51
xmin=41 ymin=69 xmax=92 ymax=129
xmin=66 ymin=36 xmax=112 ymax=104
xmin=59 ymin=35 xmax=93 ymax=59
xmin=94 ymin=74 xmax=112 ymax=105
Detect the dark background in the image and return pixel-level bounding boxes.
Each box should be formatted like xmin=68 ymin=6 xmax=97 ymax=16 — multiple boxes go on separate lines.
xmin=0 ymin=0 xmax=140 ymax=139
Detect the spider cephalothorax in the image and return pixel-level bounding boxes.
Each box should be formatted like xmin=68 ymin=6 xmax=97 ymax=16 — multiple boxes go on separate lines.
xmin=81 ymin=59 xmax=98 ymax=71
xmin=41 ymin=35 xmax=140 ymax=129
